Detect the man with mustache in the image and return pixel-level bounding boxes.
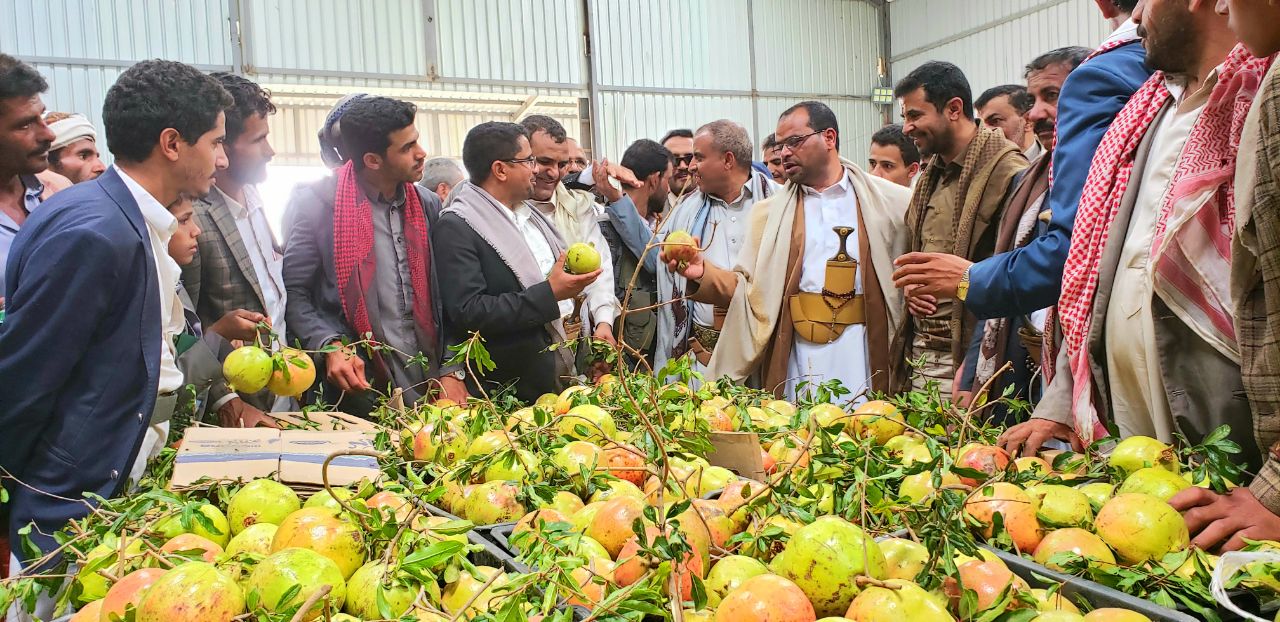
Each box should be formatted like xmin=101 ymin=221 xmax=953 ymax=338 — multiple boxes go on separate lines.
xmin=891 ymin=0 xmax=1150 ymax=370
xmin=0 ymin=55 xmax=54 ymax=302
xmin=762 ymin=133 xmax=786 ymax=184
xmin=44 ymin=111 xmax=105 ymax=184
xmin=520 ymin=115 xmax=618 ymax=364
xmin=1000 ymin=0 xmax=1271 ymax=472
xmin=661 ymin=102 xmax=910 ymax=402
xmin=976 ymin=84 xmax=1041 ymax=160
xmin=955 ymin=46 xmax=1092 ymax=420
xmin=888 ymin=61 xmax=1029 ymax=395
xmin=0 ymin=59 xmax=232 ymax=572
xmin=662 ymin=128 xmax=696 ymax=211
xmin=1170 ymin=0 xmax=1280 ymax=553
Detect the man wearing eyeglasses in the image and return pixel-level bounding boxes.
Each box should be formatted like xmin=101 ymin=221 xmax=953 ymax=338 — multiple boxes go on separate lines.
xmin=433 ymin=122 xmax=601 ymax=402
xmin=661 ymin=128 xmax=696 ymax=212
xmin=660 ymin=101 xmax=910 ymax=402
xmin=653 ymin=119 xmax=782 ymax=379
xmin=886 ymin=61 xmax=1029 ymax=397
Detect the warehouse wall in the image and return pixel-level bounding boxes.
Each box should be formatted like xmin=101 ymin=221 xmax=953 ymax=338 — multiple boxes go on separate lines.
xmin=5 ymin=0 xmax=888 ymax=167
xmin=889 ymin=0 xmax=1113 ymax=98
xmin=591 ymin=0 xmax=888 ymax=159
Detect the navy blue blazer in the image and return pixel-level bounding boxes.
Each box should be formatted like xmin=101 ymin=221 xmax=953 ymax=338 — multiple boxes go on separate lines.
xmin=966 ymin=41 xmax=1152 ymax=319
xmin=0 ymin=167 xmax=160 ymax=559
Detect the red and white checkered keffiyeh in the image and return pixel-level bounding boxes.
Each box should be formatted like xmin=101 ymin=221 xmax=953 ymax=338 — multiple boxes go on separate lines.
xmin=333 ymin=160 xmax=437 ymax=354
xmin=1058 ymin=45 xmax=1273 ymax=443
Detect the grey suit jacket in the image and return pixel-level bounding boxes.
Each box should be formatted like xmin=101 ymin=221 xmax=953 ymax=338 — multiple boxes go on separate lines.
xmin=1034 ymin=102 xmax=1257 ymax=468
xmin=182 ymin=187 xmax=279 ymax=410
xmin=176 ymin=285 xmax=232 ymax=417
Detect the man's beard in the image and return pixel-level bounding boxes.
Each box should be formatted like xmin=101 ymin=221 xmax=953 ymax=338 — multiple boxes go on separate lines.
xmin=1138 ymin=7 xmax=1199 ymax=75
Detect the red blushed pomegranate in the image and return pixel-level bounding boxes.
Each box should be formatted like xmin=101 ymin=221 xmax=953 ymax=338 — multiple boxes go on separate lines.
xmin=956 ymin=444 xmax=1013 ymax=486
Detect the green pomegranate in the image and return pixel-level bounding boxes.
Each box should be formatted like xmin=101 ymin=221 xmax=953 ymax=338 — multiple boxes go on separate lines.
xmin=1094 ymin=493 xmax=1189 ymax=564
xmin=463 ymin=480 xmax=527 ymax=525
xmin=441 ymin=566 xmax=509 ymax=617
xmin=228 ymin=479 xmax=301 ymax=535
xmin=1027 ymin=484 xmax=1093 ymax=528
xmin=565 ymin=242 xmax=602 ymax=274
xmin=222 ymin=345 xmax=274 ymax=393
xmin=225 ymin=522 xmax=278 ymax=557
xmin=1108 ymin=436 xmax=1179 ymax=478
xmin=1118 ymin=467 xmax=1192 ymax=502
xmin=1033 ymin=528 xmax=1116 ymax=571
xmin=704 ymin=555 xmax=769 ymax=608
xmin=344 ymin=561 xmax=439 ymax=619
xmin=303 ymin=487 xmax=356 ymax=512
xmin=878 ymin=538 xmax=929 ymax=581
xmin=136 ymin=561 xmax=245 ymax=622
xmin=770 ymin=516 xmax=887 ymax=617
xmin=249 ymin=548 xmax=347 ymax=619
xmin=1075 ymin=482 xmax=1115 ymax=514
xmin=1032 ymin=612 xmax=1086 ymax=622
xmin=558 ymin=404 xmax=617 ymax=442
xmin=845 ymin=578 xmax=952 ymax=622
xmin=155 ymin=503 xmax=232 ymax=547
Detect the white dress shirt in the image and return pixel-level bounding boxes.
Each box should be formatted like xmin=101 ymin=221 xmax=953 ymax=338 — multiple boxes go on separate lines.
xmin=694 ymin=177 xmax=755 ymax=327
xmin=116 ymin=166 xmax=184 ymax=394
xmin=503 ymin=203 xmax=574 ymax=319
xmin=222 ymin=185 xmax=287 ymax=339
xmin=786 ymin=171 xmax=871 ymax=403
xmin=1105 ymin=73 xmax=1216 ymax=441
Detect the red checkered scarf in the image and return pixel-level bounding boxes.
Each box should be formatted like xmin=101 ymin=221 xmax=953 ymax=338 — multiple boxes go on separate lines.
xmin=1058 ymin=45 xmax=1272 ymax=443
xmin=332 ymin=160 xmax=437 ymax=352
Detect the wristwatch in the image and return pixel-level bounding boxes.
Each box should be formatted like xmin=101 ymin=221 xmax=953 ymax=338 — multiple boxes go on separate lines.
xmin=957 ymin=266 xmax=971 ymax=302
xmin=448 ymin=370 xmax=466 ymax=381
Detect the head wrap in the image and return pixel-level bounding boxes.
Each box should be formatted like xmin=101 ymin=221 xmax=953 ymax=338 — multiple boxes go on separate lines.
xmin=48 ymin=113 xmax=97 ymax=151
xmin=317 ymin=93 xmax=368 ymax=169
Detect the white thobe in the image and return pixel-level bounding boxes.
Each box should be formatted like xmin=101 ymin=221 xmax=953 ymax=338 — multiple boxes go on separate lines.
xmin=786 ymin=171 xmax=871 ymax=403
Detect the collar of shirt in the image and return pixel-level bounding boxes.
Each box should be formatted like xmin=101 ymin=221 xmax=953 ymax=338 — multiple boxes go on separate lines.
xmin=20 ymin=174 xmax=43 ymax=211
xmin=358 ymin=178 xmax=406 ymax=209
xmin=1165 ymin=67 xmax=1220 ymax=114
xmin=1104 ymin=19 xmax=1140 ymax=47
xmin=216 ymin=184 xmax=266 ymax=219
xmin=115 ymin=165 xmax=177 ymax=240
xmin=802 ymin=169 xmax=853 ymax=199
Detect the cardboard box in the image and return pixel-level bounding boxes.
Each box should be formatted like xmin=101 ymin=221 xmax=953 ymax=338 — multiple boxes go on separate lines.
xmin=266 ymin=411 xmax=377 ymax=432
xmin=169 ymin=426 xmax=381 ymax=489
xmin=279 ymin=430 xmax=380 ymax=487
xmin=707 ymin=431 xmax=768 ymax=481
xmin=171 ymin=427 xmax=280 ymax=487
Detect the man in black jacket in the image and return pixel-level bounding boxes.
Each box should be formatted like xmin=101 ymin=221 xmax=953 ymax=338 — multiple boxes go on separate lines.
xmin=433 ymin=122 xmax=600 ymax=401
xmin=284 ymin=96 xmax=466 ymax=414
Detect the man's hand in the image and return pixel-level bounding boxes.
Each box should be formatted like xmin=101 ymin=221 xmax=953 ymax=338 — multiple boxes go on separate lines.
xmin=1171 ymin=486 xmax=1280 ymax=552
xmin=435 ymin=374 xmax=469 ymax=404
xmin=326 ymin=342 xmax=371 ymax=392
xmin=217 ymin=397 xmax=279 ymax=429
xmin=548 ymin=253 xmax=602 ymax=301
xmin=893 ymin=252 xmax=972 ymax=299
xmin=659 ymin=236 xmax=705 ymax=281
xmin=601 ymin=159 xmax=642 ymax=189
xmin=904 ymin=285 xmax=938 ymax=318
xmin=592 ymin=159 xmax=625 ymax=203
xmin=998 ymin=418 xmax=1083 ymax=455
xmin=593 ymin=322 xmax=617 ymax=346
xmin=209 ymin=309 xmax=270 ymax=342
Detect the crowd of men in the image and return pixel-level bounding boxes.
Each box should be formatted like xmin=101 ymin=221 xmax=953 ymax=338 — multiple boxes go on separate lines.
xmin=1 ymin=0 xmax=1280 ymax=597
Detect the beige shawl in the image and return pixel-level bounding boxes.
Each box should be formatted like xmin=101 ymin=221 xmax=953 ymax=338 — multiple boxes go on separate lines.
xmin=707 ymin=159 xmax=910 ymax=382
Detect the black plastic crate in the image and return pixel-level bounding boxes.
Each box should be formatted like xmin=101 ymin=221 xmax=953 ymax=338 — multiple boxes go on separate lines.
xmin=983 ymin=545 xmax=1231 ymax=622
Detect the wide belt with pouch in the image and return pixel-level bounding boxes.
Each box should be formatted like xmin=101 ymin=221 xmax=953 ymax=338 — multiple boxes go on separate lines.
xmin=790 ymin=226 xmax=866 ymax=344
xmin=688 ymin=307 xmax=726 ymax=366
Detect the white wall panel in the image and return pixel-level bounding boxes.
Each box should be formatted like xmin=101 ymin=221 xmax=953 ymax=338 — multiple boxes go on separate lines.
xmin=590 ymin=0 xmax=752 ymax=90
xmin=594 ymin=92 xmax=754 ymax=161
xmin=889 ymin=0 xmax=1111 ymax=95
xmin=436 ymin=0 xmax=586 ymax=86
xmin=244 ymin=0 xmax=429 ymax=77
xmin=754 ymin=0 xmax=882 ymax=96
xmin=2 ymin=0 xmax=232 ymax=66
